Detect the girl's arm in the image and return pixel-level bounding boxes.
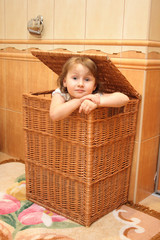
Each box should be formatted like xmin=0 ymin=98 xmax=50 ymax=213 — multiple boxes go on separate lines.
xmin=79 ymin=99 xmax=97 ymax=114
xmin=79 ymin=92 xmax=129 ymax=115
xmin=99 ymin=92 xmax=129 ymax=107
xmin=81 ymin=92 xmax=129 ymax=108
xmin=50 ymin=92 xmax=129 ymax=121
xmin=50 ymin=93 xmax=82 ymax=121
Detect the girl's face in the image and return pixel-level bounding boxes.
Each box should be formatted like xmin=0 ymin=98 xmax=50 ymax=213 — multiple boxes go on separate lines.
xmin=63 ymin=63 xmax=96 ymax=99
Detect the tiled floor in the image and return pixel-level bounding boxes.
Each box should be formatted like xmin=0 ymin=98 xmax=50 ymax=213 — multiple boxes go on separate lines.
xmin=0 ymin=152 xmax=160 ymax=213
xmin=140 ymin=193 xmax=160 ymax=212
xmin=0 ymin=152 xmax=17 ymax=163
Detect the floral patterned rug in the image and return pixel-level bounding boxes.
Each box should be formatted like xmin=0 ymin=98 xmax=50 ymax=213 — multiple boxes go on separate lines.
xmin=0 ymin=161 xmax=160 ymax=240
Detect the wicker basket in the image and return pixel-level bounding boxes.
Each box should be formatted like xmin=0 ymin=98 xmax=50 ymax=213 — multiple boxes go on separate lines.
xmin=23 ymin=50 xmax=140 ymax=226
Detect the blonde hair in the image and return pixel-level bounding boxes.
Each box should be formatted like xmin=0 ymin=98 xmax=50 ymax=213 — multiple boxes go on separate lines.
xmin=57 ymin=56 xmax=99 ymax=93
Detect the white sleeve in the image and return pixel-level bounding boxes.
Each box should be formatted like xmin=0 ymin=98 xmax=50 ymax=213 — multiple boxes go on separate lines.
xmin=52 ymin=88 xmax=62 ymax=96
xmin=52 ymin=88 xmax=71 ymax=101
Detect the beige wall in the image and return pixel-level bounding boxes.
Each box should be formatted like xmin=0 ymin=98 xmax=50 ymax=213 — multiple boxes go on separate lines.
xmin=0 ymin=0 xmax=160 ymax=204
xmin=0 ymin=0 xmax=156 ymax=51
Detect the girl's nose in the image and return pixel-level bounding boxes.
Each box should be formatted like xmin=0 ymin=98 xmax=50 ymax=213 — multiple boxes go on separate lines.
xmin=78 ymin=79 xmax=84 ymax=87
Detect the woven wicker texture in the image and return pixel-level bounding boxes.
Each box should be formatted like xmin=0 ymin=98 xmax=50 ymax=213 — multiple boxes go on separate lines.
xmin=23 ymin=92 xmax=139 ymax=226
xmin=23 ymin=49 xmax=140 ymax=226
xmin=31 ymin=49 xmax=141 ymax=99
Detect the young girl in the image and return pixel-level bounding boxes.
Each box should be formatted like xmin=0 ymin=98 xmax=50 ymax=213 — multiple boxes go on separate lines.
xmin=50 ymin=56 xmax=129 ymax=121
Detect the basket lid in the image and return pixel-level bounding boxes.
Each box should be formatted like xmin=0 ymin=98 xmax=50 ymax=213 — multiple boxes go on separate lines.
xmin=31 ymin=49 xmax=141 ymax=99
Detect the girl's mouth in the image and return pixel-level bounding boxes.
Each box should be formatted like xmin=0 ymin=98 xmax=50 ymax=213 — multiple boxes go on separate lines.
xmin=76 ymin=89 xmax=85 ymax=93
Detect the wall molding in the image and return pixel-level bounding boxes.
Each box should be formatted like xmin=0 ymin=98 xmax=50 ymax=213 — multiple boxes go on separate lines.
xmin=1 ymin=48 xmax=160 ymax=70
xmin=0 ymin=39 xmax=160 ymax=47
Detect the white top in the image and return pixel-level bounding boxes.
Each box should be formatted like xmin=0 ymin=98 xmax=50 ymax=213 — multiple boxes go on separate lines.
xmin=52 ymin=88 xmax=71 ymax=101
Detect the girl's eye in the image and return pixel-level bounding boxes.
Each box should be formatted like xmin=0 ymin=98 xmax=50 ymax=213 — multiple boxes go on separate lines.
xmin=85 ymin=78 xmax=90 ymax=82
xmin=73 ymin=77 xmax=77 ymax=80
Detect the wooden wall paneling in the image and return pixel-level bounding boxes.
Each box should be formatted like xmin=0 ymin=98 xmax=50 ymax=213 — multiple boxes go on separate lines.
xmin=136 ymin=137 xmax=159 ymax=202
xmin=141 ymin=70 xmax=160 ymax=140
xmin=0 ymin=59 xmax=6 ymax=108
xmin=0 ymin=108 xmax=6 ymax=152
xmin=27 ymin=59 xmax=55 ymax=94
xmin=5 ymin=58 xmax=28 ymax=112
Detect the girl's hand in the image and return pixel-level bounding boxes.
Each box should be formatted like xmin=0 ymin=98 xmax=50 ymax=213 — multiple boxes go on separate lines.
xmin=81 ymin=94 xmax=100 ymax=105
xmin=79 ymin=99 xmax=97 ymax=114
